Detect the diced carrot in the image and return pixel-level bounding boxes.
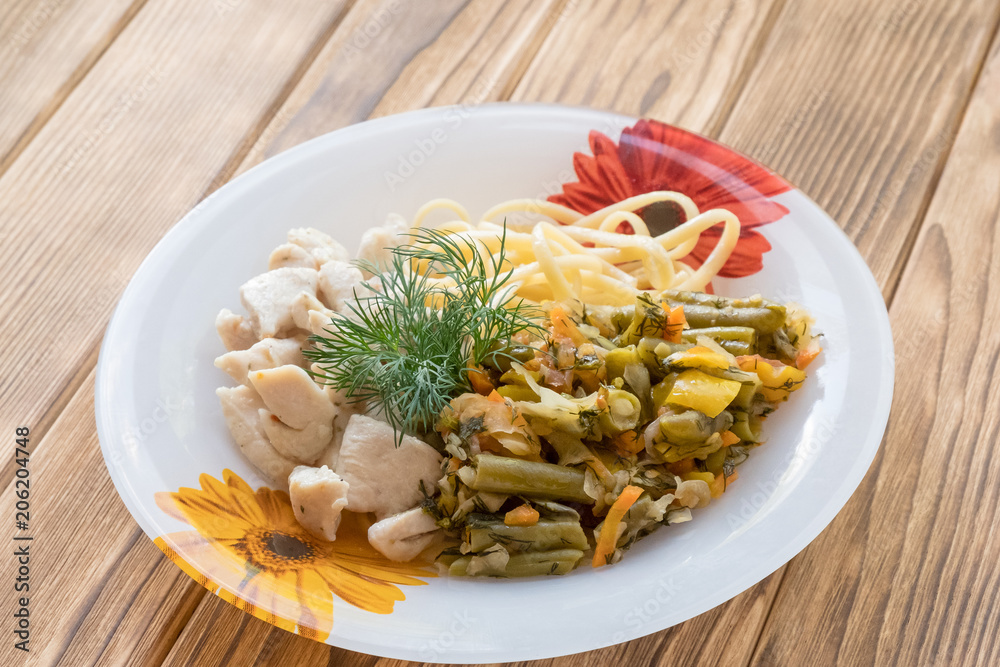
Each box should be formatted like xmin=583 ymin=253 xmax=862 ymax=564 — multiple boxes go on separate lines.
xmin=486 ymin=389 xmax=505 ymax=404
xmin=592 ymin=485 xmax=644 ymax=567
xmin=721 ymin=430 xmax=741 ymax=447
xmin=504 ymin=504 xmax=540 ymax=527
xmin=468 ymin=364 xmax=494 ymax=395
xmin=613 ymin=430 xmax=646 ymax=456
xmin=726 ymin=470 xmax=739 ymax=485
xmin=708 ymin=472 xmax=726 ymax=498
xmin=663 ymin=305 xmax=687 ymax=343
xmin=795 ymin=345 xmax=822 ymax=370
xmin=549 ymin=305 xmax=588 ymax=346
xmin=447 ymin=457 xmax=462 ymax=473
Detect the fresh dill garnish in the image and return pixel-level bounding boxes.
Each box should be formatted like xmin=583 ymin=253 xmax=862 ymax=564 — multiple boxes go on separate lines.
xmin=304 ymin=226 xmax=541 ymax=442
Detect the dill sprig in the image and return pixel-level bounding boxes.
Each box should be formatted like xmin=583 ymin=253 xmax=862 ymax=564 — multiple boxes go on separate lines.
xmin=304 ymin=226 xmax=541 ymax=441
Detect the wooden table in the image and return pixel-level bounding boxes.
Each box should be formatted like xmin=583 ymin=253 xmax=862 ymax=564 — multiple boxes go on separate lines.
xmin=3 ymin=0 xmax=999 ymax=664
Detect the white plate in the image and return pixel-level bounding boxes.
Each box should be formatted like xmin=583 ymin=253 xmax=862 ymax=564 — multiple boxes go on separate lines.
xmin=96 ymin=103 xmax=893 ymax=663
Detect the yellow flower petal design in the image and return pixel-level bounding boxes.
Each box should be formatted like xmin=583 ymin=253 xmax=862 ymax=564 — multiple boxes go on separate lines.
xmin=153 ymin=469 xmax=435 ymax=641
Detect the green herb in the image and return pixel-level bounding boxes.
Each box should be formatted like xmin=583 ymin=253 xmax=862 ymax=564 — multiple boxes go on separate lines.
xmin=305 ymin=226 xmax=541 ymax=442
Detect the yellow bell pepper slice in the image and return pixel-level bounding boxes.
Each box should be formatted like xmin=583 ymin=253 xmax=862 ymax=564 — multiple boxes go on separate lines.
xmin=666 ymin=369 xmax=742 ymax=418
xmin=736 ymin=355 xmax=807 ymax=402
xmin=665 ymin=345 xmax=732 ymax=371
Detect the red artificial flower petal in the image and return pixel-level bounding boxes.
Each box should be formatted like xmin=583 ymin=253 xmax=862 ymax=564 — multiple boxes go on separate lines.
xmin=548 ymin=119 xmax=793 ymax=278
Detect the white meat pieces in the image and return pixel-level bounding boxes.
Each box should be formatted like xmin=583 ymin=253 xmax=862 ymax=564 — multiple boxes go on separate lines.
xmin=269 ymin=228 xmax=350 ymax=270
xmin=356 ymin=213 xmax=409 ymax=275
xmin=215 ymin=308 xmax=256 ymax=352
xmin=214 ymin=337 xmax=306 ymax=386
xmin=239 ymin=267 xmax=318 ymax=339
xmin=317 ymin=260 xmax=366 ymax=313
xmin=336 ymin=414 xmax=442 ymax=518
xmin=288 ymin=465 xmax=349 ymax=541
xmin=249 ymin=365 xmax=335 ymax=462
xmin=216 ymin=385 xmax=297 ymax=485
xmin=368 ymin=507 xmax=439 ymax=562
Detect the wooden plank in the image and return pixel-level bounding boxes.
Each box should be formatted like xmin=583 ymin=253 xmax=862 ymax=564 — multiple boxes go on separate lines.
xmin=715 ymin=0 xmax=1000 ymax=299
xmin=0 ymin=371 xmax=204 ymax=666
xmin=0 ymin=0 xmax=142 ymax=174
xmin=750 ymin=31 xmax=1000 ymax=667
xmin=510 ymin=0 xmax=784 ymax=135
xmin=0 ymin=0 xmax=353 ymax=472
xmin=236 ymin=0 xmax=566 ymax=175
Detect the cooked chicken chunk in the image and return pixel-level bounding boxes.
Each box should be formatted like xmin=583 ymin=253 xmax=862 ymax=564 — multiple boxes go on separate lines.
xmin=336 ymin=414 xmax=442 ymax=518
xmin=317 ymin=260 xmax=365 ymax=312
xmin=214 ymin=336 xmax=306 ymax=386
xmin=368 ymin=507 xmax=440 ymax=562
xmin=288 ymin=228 xmax=350 ymax=266
xmin=239 ymin=267 xmax=318 ymax=339
xmin=216 ymin=308 xmax=256 ymax=351
xmin=260 ymin=409 xmax=332 ymax=463
xmin=356 ymin=213 xmax=409 ymax=275
xmin=216 ymin=385 xmax=297 ymax=486
xmin=248 ymin=365 xmax=335 ymax=431
xmin=268 ymin=243 xmax=315 ymax=270
xmin=288 ymin=465 xmax=349 ymax=541
xmin=290 ymin=291 xmax=333 ymax=331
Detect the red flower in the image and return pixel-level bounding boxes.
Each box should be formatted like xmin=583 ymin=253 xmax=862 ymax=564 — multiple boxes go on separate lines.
xmin=549 ymin=120 xmax=792 ymax=278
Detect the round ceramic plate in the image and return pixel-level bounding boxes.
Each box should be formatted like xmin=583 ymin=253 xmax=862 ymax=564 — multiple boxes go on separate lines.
xmin=96 ymin=103 xmax=893 ymax=663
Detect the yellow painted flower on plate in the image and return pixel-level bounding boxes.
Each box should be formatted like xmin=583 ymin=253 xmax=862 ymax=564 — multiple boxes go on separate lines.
xmin=153 ymin=469 xmax=434 ymax=641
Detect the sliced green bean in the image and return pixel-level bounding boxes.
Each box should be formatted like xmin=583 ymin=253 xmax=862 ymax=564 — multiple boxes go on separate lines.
xmin=469 ymin=455 xmax=593 ymax=504
xmin=605 ymin=346 xmax=640 ymax=381
xmin=448 ymin=549 xmax=584 ymax=577
xmin=661 ymin=290 xmax=786 ymax=334
xmin=658 ymin=409 xmax=733 ymax=444
xmin=681 ymin=326 xmax=757 ymax=358
xmin=600 ymin=388 xmax=642 ymax=434
xmin=468 ymin=518 xmax=588 ymax=553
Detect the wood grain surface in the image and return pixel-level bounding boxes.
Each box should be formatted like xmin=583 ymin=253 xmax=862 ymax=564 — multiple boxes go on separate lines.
xmin=2 ymin=0 xmax=999 ymax=664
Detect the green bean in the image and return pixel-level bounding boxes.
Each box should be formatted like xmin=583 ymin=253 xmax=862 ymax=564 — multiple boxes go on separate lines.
xmin=637 ymin=337 xmax=691 ymax=373
xmin=730 ymin=410 xmax=762 ymax=443
xmin=651 ymin=373 xmax=678 ymax=410
xmin=661 ymin=290 xmax=786 ymax=333
xmin=469 ymin=455 xmax=593 ymax=503
xmin=600 ymin=388 xmax=642 ymax=434
xmin=448 ymin=549 xmax=584 ymax=577
xmin=730 ymin=376 xmax=762 ymax=409
xmin=605 ymin=346 xmax=640 ymax=381
xmin=681 ymin=326 xmax=757 ymax=357
xmin=658 ymin=409 xmax=733 ymax=444
xmin=468 ymin=518 xmax=588 ymax=553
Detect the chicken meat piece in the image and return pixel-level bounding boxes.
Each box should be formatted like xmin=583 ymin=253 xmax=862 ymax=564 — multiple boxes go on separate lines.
xmin=248 ymin=365 xmax=335 ymax=431
xmin=260 ymin=409 xmax=332 ymax=463
xmin=290 ymin=291 xmax=333 ymax=331
xmin=309 ymin=382 xmax=368 ymax=470
xmin=288 ymin=465 xmax=349 ymax=541
xmin=288 ymin=227 xmax=350 ymax=266
xmin=216 ymin=385 xmax=297 ymax=487
xmin=215 ymin=308 xmax=256 ymax=351
xmin=239 ymin=267 xmax=319 ymax=339
xmin=336 ymin=414 xmax=442 ymax=518
xmin=356 ymin=213 xmax=409 ymax=276
xmin=214 ymin=336 xmax=306 ymax=386
xmin=317 ymin=260 xmax=366 ymax=312
xmin=268 ymin=243 xmax=315 ymax=270
xmin=367 ymin=506 xmax=440 ymax=562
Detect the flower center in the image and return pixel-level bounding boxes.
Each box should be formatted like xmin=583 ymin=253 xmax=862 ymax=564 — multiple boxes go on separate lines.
xmin=641 ymin=200 xmax=687 ymax=234
xmin=237 ymin=529 xmax=317 ymax=571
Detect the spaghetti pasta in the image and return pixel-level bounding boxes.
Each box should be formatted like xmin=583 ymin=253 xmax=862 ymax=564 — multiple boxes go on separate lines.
xmin=407 ymin=192 xmax=741 ymax=305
